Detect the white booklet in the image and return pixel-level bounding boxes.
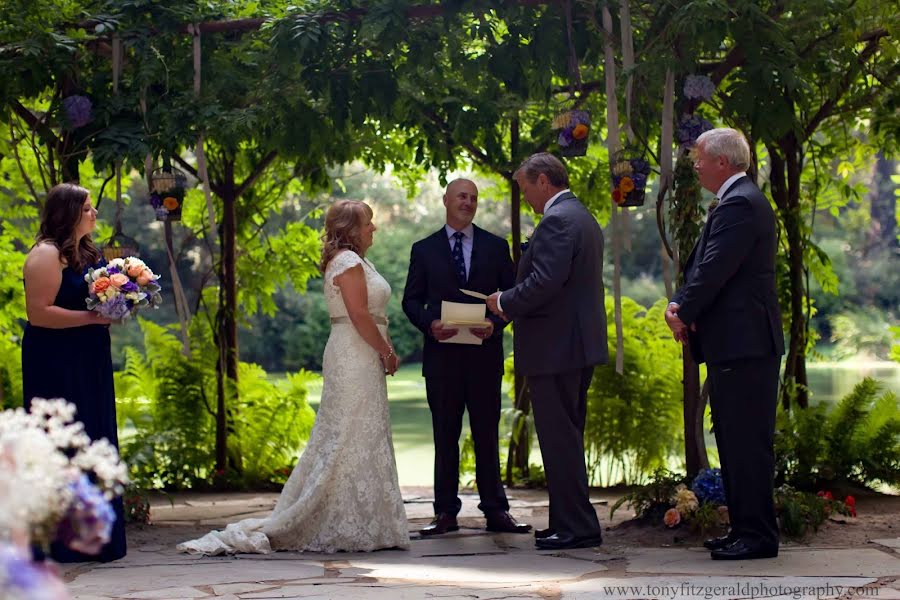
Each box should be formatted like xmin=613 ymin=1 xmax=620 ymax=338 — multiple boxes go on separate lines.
xmin=440 ymin=300 xmax=490 ymax=345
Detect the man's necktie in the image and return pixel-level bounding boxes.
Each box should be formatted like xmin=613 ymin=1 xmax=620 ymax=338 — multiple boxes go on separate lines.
xmin=451 ymin=231 xmax=467 ymax=285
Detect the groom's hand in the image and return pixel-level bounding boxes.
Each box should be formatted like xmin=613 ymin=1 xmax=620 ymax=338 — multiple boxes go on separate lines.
xmin=469 ymin=321 xmax=494 ymax=339
xmin=486 ymin=292 xmax=508 ymax=320
xmin=430 ymin=320 xmax=459 ymax=341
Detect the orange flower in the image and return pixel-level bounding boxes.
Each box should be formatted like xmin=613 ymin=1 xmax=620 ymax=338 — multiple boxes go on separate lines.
xmin=572 ymin=123 xmax=589 ymax=140
xmin=663 ymin=508 xmax=681 ymax=528
xmin=620 ymin=176 xmax=635 ymax=193
xmin=612 ymin=188 xmax=624 ymax=204
xmin=163 ymin=196 xmax=180 ymax=210
xmin=127 ymin=264 xmax=145 ymax=277
xmin=109 ymin=273 xmax=129 ymax=288
xmin=92 ymin=277 xmax=111 ymax=293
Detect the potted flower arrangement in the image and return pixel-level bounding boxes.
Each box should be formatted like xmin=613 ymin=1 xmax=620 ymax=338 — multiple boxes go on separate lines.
xmin=148 ymin=167 xmax=187 ymax=222
xmin=611 ymin=154 xmax=651 ymax=207
xmin=0 ymin=399 xmax=129 ymax=598
xmin=552 ymin=110 xmax=591 ymax=157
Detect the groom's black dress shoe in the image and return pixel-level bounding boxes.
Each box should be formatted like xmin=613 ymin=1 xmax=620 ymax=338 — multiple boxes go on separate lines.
xmin=485 ymin=511 xmax=532 ymax=534
xmin=703 ymin=534 xmax=734 ymax=551
xmin=534 ymin=528 xmax=556 ymax=539
xmin=535 ymin=533 xmax=603 ymax=550
xmin=419 ymin=513 xmax=459 ymax=536
xmin=710 ymin=538 xmax=778 ymax=560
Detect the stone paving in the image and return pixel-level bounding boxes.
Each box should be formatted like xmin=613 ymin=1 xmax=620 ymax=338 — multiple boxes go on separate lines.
xmin=60 ymin=490 xmax=900 ymax=600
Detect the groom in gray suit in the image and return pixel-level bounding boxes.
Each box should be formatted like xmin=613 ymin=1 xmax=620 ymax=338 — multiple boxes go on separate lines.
xmin=487 ymin=153 xmax=607 ymax=550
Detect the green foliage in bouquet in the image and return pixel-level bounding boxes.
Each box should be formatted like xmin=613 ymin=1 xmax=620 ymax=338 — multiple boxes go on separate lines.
xmin=115 ymin=318 xmax=316 ymax=490
xmin=775 ymin=377 xmax=900 ymax=489
xmin=584 ymin=298 xmax=685 ymax=486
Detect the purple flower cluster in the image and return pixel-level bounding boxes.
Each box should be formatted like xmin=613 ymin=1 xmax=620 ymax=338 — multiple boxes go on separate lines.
xmin=676 ymin=114 xmax=713 ymax=147
xmin=148 ymin=193 xmax=162 ymax=209
xmin=683 ymin=75 xmax=716 ymax=101
xmin=56 ymin=475 xmax=115 ymax=556
xmin=95 ymin=294 xmax=131 ymax=320
xmin=0 ymin=543 xmax=70 ymax=599
xmin=62 ymin=95 xmax=92 ymax=129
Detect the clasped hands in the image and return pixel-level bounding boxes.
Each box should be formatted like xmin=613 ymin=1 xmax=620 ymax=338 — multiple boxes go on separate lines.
xmin=380 ymin=347 xmax=400 ymax=376
xmin=664 ymin=302 xmax=696 ymax=345
xmin=485 ymin=292 xmax=507 ymax=321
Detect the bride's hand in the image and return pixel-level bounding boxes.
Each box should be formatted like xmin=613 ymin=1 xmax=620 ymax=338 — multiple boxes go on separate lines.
xmin=383 ymin=353 xmax=400 ymax=376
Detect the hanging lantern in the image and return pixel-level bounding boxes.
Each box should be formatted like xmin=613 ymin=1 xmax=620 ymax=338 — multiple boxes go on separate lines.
xmin=611 ymin=153 xmax=651 ymax=208
xmin=552 ymin=109 xmax=591 ymax=157
xmin=101 ymin=225 xmax=140 ymax=262
xmin=148 ymin=167 xmax=187 ymax=222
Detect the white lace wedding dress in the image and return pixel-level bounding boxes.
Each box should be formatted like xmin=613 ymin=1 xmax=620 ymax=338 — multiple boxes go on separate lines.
xmin=178 ymin=251 xmax=410 ymax=554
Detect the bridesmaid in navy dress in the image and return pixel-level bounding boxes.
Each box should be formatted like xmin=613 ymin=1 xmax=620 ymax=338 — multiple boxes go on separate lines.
xmin=21 ymin=183 xmax=127 ymax=562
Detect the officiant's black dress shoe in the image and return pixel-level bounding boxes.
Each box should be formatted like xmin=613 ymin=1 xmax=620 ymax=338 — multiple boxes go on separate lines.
xmin=485 ymin=511 xmax=532 ymax=533
xmin=419 ymin=513 xmax=459 ymax=536
xmin=534 ymin=528 xmax=556 ymax=539
xmin=535 ymin=533 xmax=603 ymax=550
xmin=710 ymin=538 xmax=778 ymax=560
xmin=703 ymin=534 xmax=734 ymax=551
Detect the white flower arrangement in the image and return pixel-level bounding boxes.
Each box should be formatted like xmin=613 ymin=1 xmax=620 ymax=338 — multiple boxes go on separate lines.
xmin=0 ymin=399 xmax=128 ymax=547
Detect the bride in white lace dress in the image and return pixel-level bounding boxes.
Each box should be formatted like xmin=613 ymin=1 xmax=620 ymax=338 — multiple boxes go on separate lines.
xmin=178 ymin=200 xmax=410 ymax=555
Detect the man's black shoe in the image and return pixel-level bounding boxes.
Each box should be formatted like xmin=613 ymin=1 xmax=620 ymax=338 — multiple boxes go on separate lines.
xmin=419 ymin=513 xmax=459 ymax=536
xmin=710 ymin=538 xmax=778 ymax=560
xmin=534 ymin=528 xmax=556 ymax=539
xmin=535 ymin=533 xmax=603 ymax=550
xmin=703 ymin=535 xmax=734 ymax=551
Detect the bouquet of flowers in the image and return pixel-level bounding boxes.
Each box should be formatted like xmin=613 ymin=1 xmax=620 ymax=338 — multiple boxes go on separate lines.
xmin=611 ymin=155 xmax=651 ymax=207
xmin=0 ymin=399 xmax=128 ymax=549
xmin=84 ymin=257 xmax=162 ymax=320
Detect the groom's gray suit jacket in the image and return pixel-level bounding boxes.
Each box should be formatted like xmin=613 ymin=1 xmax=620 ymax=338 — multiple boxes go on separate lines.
xmin=500 ymin=191 xmax=608 ymax=376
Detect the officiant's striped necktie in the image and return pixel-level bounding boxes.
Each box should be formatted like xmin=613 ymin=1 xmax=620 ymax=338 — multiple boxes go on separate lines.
xmin=452 ymin=231 xmax=467 ymax=285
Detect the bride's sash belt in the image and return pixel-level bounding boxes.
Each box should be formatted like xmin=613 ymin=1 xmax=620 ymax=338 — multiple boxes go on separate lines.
xmin=330 ymin=315 xmax=388 ymax=326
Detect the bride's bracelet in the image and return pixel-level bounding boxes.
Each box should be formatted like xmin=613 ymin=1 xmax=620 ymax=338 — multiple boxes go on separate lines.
xmin=380 ymin=346 xmax=395 ymax=361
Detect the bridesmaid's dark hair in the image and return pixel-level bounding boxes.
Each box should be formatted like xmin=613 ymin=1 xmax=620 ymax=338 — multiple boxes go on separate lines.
xmin=37 ymin=183 xmax=101 ymax=272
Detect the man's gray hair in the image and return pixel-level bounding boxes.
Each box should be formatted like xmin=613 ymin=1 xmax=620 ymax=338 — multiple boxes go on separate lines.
xmin=696 ymin=128 xmax=751 ymax=171
xmin=514 ymin=152 xmax=569 ymax=188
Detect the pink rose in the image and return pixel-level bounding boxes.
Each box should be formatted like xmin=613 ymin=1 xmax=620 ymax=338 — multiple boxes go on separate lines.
xmin=663 ymin=508 xmax=681 ymax=528
xmin=92 ymin=277 xmax=111 ymax=293
xmin=126 ymin=264 xmax=145 ymax=277
xmin=109 ymin=273 xmax=129 ymax=288
xmin=136 ymin=270 xmax=154 ymax=286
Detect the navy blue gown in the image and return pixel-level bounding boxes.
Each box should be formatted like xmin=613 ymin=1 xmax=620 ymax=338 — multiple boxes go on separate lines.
xmin=22 ymin=263 xmax=127 ymax=563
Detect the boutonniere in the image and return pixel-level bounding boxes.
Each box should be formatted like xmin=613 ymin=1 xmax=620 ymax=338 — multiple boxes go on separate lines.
xmin=520 ymin=231 xmax=534 ymax=253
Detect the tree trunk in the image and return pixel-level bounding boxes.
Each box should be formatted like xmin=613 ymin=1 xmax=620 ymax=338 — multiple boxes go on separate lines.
xmin=868 ymin=153 xmax=898 ymax=252
xmin=507 ymin=117 xmax=531 ymax=484
xmin=769 ymin=141 xmax=809 ymax=409
xmin=215 ymin=158 xmax=242 ymax=475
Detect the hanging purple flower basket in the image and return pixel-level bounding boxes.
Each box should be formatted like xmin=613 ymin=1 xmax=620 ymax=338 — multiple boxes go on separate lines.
xmin=553 ymin=110 xmax=591 ymax=157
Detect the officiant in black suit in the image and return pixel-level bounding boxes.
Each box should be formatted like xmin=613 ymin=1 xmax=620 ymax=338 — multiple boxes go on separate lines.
xmin=486 ymin=153 xmax=607 ymax=550
xmin=402 ymin=178 xmax=531 ymax=536
xmin=666 ymin=127 xmax=784 ymax=561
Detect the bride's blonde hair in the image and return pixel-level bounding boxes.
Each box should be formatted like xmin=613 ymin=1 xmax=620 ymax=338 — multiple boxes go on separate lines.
xmin=320 ymin=200 xmax=374 ymax=272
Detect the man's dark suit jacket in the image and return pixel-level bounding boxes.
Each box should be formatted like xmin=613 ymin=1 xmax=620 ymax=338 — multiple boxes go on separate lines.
xmin=499 ymin=192 xmax=608 ymax=376
xmin=673 ymin=176 xmax=785 ymax=365
xmin=402 ymin=225 xmax=515 ymax=378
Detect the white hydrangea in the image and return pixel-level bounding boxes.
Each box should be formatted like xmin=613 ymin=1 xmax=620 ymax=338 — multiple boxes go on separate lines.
xmin=0 ymin=399 xmax=128 ymax=543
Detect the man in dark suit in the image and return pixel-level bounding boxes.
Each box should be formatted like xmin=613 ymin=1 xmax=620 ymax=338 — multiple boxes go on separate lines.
xmin=666 ymin=127 xmax=785 ymax=560
xmin=402 ymin=178 xmax=531 ymax=536
xmin=486 ymin=153 xmax=607 ymax=550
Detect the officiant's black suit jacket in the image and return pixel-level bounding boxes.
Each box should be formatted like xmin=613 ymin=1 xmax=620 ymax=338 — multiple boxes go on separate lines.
xmin=402 ymin=224 xmax=515 ymax=378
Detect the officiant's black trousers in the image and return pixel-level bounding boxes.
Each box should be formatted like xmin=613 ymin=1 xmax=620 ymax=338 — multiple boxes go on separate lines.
xmin=708 ymin=356 xmax=781 ymax=547
xmin=529 ymin=367 xmax=603 ymax=538
xmin=426 ymin=370 xmax=509 ymax=516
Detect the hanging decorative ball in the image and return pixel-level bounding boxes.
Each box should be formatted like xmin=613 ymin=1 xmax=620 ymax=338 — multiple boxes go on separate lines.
xmin=149 ymin=167 xmax=188 ymax=222
xmin=552 ymin=109 xmax=591 ymax=157
xmin=62 ymin=95 xmax=93 ymax=129
xmin=101 ymin=227 xmax=140 ymax=262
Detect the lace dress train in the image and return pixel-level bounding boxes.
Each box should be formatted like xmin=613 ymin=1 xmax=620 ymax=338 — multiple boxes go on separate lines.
xmin=178 ymin=251 xmax=409 ymax=554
